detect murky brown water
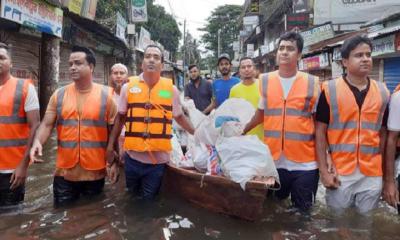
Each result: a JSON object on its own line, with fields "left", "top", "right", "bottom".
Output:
{"left": 1, "top": 135, "right": 400, "bottom": 239}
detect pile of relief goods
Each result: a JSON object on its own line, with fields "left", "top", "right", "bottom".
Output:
{"left": 171, "top": 98, "right": 279, "bottom": 190}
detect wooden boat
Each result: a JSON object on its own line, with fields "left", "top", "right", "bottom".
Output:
{"left": 162, "top": 164, "right": 273, "bottom": 221}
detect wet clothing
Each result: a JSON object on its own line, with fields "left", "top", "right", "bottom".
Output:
{"left": 53, "top": 176, "right": 104, "bottom": 207}
{"left": 325, "top": 167, "right": 382, "bottom": 214}
{"left": 184, "top": 78, "right": 212, "bottom": 112}
{"left": 212, "top": 77, "right": 240, "bottom": 107}
{"left": 124, "top": 153, "right": 166, "bottom": 200}
{"left": 273, "top": 169, "right": 319, "bottom": 211}
{"left": 387, "top": 90, "right": 400, "bottom": 178}
{"left": 0, "top": 173, "right": 25, "bottom": 206}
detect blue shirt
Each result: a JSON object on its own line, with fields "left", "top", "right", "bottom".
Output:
{"left": 213, "top": 77, "right": 240, "bottom": 107}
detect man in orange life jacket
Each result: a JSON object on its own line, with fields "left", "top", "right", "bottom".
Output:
{"left": 316, "top": 35, "right": 389, "bottom": 214}
{"left": 30, "top": 46, "right": 119, "bottom": 207}
{"left": 0, "top": 42, "right": 40, "bottom": 206}
{"left": 243, "top": 32, "right": 320, "bottom": 211}
{"left": 106, "top": 45, "right": 194, "bottom": 200}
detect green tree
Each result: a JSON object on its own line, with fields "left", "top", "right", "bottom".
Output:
{"left": 96, "top": 0, "right": 181, "bottom": 57}
{"left": 200, "top": 4, "right": 241, "bottom": 65}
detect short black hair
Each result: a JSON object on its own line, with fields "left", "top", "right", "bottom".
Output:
{"left": 341, "top": 35, "right": 372, "bottom": 59}
{"left": 188, "top": 64, "right": 198, "bottom": 71}
{"left": 72, "top": 45, "right": 96, "bottom": 67}
{"left": 0, "top": 42, "right": 11, "bottom": 58}
{"left": 239, "top": 57, "right": 253, "bottom": 66}
{"left": 144, "top": 44, "right": 164, "bottom": 63}
{"left": 278, "top": 31, "right": 304, "bottom": 53}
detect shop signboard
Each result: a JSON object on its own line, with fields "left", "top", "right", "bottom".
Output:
{"left": 137, "top": 26, "right": 152, "bottom": 50}
{"left": 300, "top": 23, "right": 334, "bottom": 47}
{"left": 131, "top": 0, "right": 147, "bottom": 22}
{"left": 299, "top": 53, "right": 329, "bottom": 71}
{"left": 116, "top": 12, "right": 127, "bottom": 42}
{"left": 1, "top": 0, "right": 63, "bottom": 37}
{"left": 286, "top": 12, "right": 309, "bottom": 31}
{"left": 246, "top": 44, "right": 254, "bottom": 57}
{"left": 372, "top": 34, "right": 395, "bottom": 57}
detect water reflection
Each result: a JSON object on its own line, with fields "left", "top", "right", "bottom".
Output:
{"left": 0, "top": 136, "right": 400, "bottom": 239}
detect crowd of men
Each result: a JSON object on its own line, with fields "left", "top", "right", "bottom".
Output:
{"left": 1, "top": 31, "right": 400, "bottom": 217}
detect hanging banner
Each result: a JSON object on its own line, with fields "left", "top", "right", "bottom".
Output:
{"left": 137, "top": 26, "right": 152, "bottom": 50}
{"left": 1, "top": 0, "right": 63, "bottom": 37}
{"left": 131, "top": 0, "right": 148, "bottom": 23}
{"left": 116, "top": 12, "right": 127, "bottom": 42}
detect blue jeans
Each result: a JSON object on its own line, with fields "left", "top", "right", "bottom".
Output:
{"left": 273, "top": 169, "right": 319, "bottom": 211}
{"left": 124, "top": 153, "right": 166, "bottom": 200}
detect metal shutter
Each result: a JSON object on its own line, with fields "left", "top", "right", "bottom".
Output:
{"left": 384, "top": 57, "right": 400, "bottom": 93}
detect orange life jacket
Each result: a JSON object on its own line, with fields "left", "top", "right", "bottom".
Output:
{"left": 124, "top": 76, "right": 173, "bottom": 153}
{"left": 0, "top": 77, "right": 31, "bottom": 170}
{"left": 55, "top": 83, "right": 113, "bottom": 170}
{"left": 260, "top": 71, "right": 319, "bottom": 162}
{"left": 324, "top": 77, "right": 389, "bottom": 176}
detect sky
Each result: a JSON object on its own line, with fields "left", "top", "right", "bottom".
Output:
{"left": 154, "top": 0, "right": 244, "bottom": 43}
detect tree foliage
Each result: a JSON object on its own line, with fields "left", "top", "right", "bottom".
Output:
{"left": 200, "top": 5, "right": 242, "bottom": 63}
{"left": 96, "top": 0, "right": 181, "bottom": 57}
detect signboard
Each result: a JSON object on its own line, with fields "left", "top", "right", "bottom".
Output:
{"left": 314, "top": 0, "right": 400, "bottom": 25}
{"left": 137, "top": 27, "right": 152, "bottom": 50}
{"left": 246, "top": 44, "right": 254, "bottom": 57}
{"left": 233, "top": 41, "right": 240, "bottom": 52}
{"left": 332, "top": 47, "right": 342, "bottom": 61}
{"left": 67, "top": 0, "right": 83, "bottom": 15}
{"left": 249, "top": 0, "right": 259, "bottom": 13}
{"left": 293, "top": 0, "right": 308, "bottom": 13}
{"left": 299, "top": 53, "right": 329, "bottom": 71}
{"left": 395, "top": 32, "right": 400, "bottom": 51}
{"left": 243, "top": 15, "right": 259, "bottom": 26}
{"left": 372, "top": 34, "right": 395, "bottom": 57}
{"left": 286, "top": 13, "right": 309, "bottom": 31}
{"left": 116, "top": 12, "right": 127, "bottom": 42}
{"left": 131, "top": 0, "right": 148, "bottom": 23}
{"left": 300, "top": 23, "right": 334, "bottom": 47}
{"left": 1, "top": 0, "right": 63, "bottom": 37}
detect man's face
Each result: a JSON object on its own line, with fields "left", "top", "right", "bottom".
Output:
{"left": 110, "top": 66, "right": 127, "bottom": 87}
{"left": 276, "top": 40, "right": 301, "bottom": 67}
{"left": 142, "top": 47, "right": 163, "bottom": 73}
{"left": 69, "top": 52, "right": 93, "bottom": 81}
{"left": 0, "top": 48, "right": 11, "bottom": 76}
{"left": 239, "top": 59, "right": 254, "bottom": 80}
{"left": 189, "top": 66, "right": 199, "bottom": 80}
{"left": 218, "top": 59, "right": 231, "bottom": 76}
{"left": 342, "top": 43, "right": 372, "bottom": 77}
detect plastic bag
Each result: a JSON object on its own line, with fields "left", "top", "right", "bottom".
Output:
{"left": 182, "top": 99, "right": 206, "bottom": 128}
{"left": 206, "top": 145, "right": 223, "bottom": 176}
{"left": 216, "top": 135, "right": 279, "bottom": 190}
{"left": 171, "top": 134, "right": 193, "bottom": 168}
{"left": 192, "top": 142, "right": 209, "bottom": 172}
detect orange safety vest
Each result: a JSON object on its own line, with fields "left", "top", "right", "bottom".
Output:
{"left": 124, "top": 76, "right": 173, "bottom": 153}
{"left": 324, "top": 77, "right": 389, "bottom": 176}
{"left": 261, "top": 71, "right": 319, "bottom": 162}
{"left": 0, "top": 77, "right": 30, "bottom": 170}
{"left": 55, "top": 83, "right": 113, "bottom": 170}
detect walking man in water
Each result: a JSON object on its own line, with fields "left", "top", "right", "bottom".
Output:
{"left": 184, "top": 64, "right": 213, "bottom": 114}
{"left": 30, "top": 46, "right": 119, "bottom": 207}
{"left": 229, "top": 57, "right": 263, "bottom": 140}
{"left": 0, "top": 42, "right": 40, "bottom": 206}
{"left": 203, "top": 53, "right": 240, "bottom": 113}
{"left": 106, "top": 45, "right": 194, "bottom": 200}
{"left": 244, "top": 32, "right": 320, "bottom": 212}
{"left": 315, "top": 35, "right": 389, "bottom": 214}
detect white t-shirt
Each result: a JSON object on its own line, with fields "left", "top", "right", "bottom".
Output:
{"left": 387, "top": 91, "right": 400, "bottom": 177}
{"left": 258, "top": 74, "right": 318, "bottom": 171}
{"left": 0, "top": 83, "right": 39, "bottom": 173}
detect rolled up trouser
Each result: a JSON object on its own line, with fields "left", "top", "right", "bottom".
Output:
{"left": 325, "top": 167, "right": 382, "bottom": 215}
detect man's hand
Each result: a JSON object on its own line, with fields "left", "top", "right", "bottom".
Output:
{"left": 107, "top": 163, "right": 119, "bottom": 184}
{"left": 10, "top": 162, "right": 28, "bottom": 189}
{"left": 320, "top": 171, "right": 341, "bottom": 189}
{"left": 29, "top": 139, "right": 44, "bottom": 163}
{"left": 383, "top": 179, "right": 399, "bottom": 208}
{"left": 106, "top": 148, "right": 116, "bottom": 166}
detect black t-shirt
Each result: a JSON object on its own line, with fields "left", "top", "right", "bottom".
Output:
{"left": 184, "top": 78, "right": 213, "bottom": 112}
{"left": 316, "top": 76, "right": 388, "bottom": 126}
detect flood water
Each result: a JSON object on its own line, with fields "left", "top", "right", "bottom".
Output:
{"left": 1, "top": 135, "right": 400, "bottom": 240}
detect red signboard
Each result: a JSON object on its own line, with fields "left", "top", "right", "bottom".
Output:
{"left": 286, "top": 13, "right": 309, "bottom": 31}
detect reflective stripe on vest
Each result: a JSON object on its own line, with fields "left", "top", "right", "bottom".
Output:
{"left": 0, "top": 79, "right": 27, "bottom": 125}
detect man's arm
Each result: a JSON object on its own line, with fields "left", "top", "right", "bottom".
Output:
{"left": 174, "top": 114, "right": 194, "bottom": 135}
{"left": 383, "top": 130, "right": 400, "bottom": 208}
{"left": 243, "top": 109, "right": 263, "bottom": 134}
{"left": 106, "top": 113, "right": 126, "bottom": 165}
{"left": 29, "top": 112, "right": 56, "bottom": 162}
{"left": 202, "top": 98, "right": 215, "bottom": 115}
{"left": 10, "top": 109, "right": 40, "bottom": 189}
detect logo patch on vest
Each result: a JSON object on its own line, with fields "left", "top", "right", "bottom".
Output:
{"left": 129, "top": 86, "right": 142, "bottom": 94}
{"left": 158, "top": 90, "right": 172, "bottom": 98}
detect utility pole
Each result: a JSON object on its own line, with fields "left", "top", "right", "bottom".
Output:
{"left": 127, "top": 0, "right": 137, "bottom": 75}
{"left": 183, "top": 19, "right": 186, "bottom": 84}
{"left": 217, "top": 29, "right": 221, "bottom": 57}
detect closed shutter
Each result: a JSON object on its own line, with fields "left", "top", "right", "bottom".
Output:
{"left": 7, "top": 33, "right": 40, "bottom": 87}
{"left": 384, "top": 57, "right": 400, "bottom": 93}
{"left": 369, "top": 59, "right": 380, "bottom": 82}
